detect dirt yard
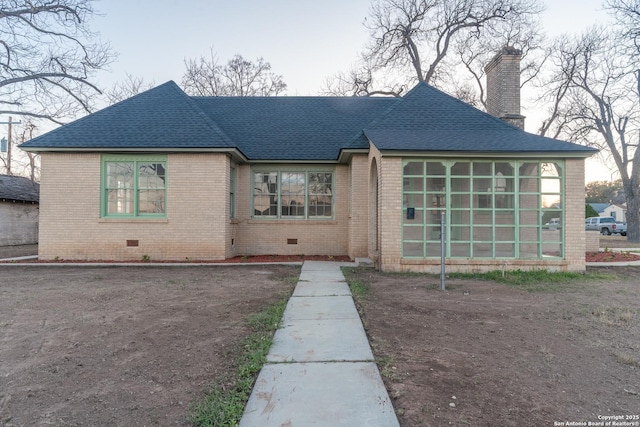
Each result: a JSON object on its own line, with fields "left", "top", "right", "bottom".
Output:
{"left": 0, "top": 265, "right": 299, "bottom": 426}
{"left": 348, "top": 266, "right": 640, "bottom": 427}
{"left": 2, "top": 244, "right": 640, "bottom": 427}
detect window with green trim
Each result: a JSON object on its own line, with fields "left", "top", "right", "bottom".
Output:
{"left": 102, "top": 156, "right": 167, "bottom": 217}
{"left": 402, "top": 159, "right": 564, "bottom": 260}
{"left": 253, "top": 169, "right": 333, "bottom": 219}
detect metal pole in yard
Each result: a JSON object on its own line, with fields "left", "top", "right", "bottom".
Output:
{"left": 440, "top": 210, "right": 446, "bottom": 291}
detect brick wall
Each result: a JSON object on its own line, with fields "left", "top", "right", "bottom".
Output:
{"left": 38, "top": 153, "right": 229, "bottom": 261}
{"left": 564, "top": 159, "right": 587, "bottom": 270}
{"left": 374, "top": 149, "right": 404, "bottom": 270}
{"left": 348, "top": 154, "right": 369, "bottom": 258}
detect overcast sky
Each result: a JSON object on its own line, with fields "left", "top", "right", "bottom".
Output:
{"left": 94, "top": 0, "right": 607, "bottom": 95}
{"left": 92, "top": 0, "right": 612, "bottom": 179}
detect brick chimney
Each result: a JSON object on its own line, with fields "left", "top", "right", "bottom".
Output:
{"left": 484, "top": 46, "right": 525, "bottom": 129}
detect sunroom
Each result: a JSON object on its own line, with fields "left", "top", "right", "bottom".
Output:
{"left": 402, "top": 159, "right": 564, "bottom": 261}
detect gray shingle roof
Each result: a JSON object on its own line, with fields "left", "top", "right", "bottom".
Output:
{"left": 364, "top": 83, "right": 594, "bottom": 153}
{"left": 192, "top": 96, "right": 396, "bottom": 160}
{"left": 20, "top": 81, "right": 233, "bottom": 150}
{"left": 20, "top": 80, "right": 597, "bottom": 160}
{"left": 0, "top": 174, "right": 39, "bottom": 203}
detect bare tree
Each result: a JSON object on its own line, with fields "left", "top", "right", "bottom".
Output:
{"left": 324, "top": 0, "right": 544, "bottom": 97}
{"left": 105, "top": 74, "right": 155, "bottom": 105}
{"left": 540, "top": 26, "right": 640, "bottom": 240}
{"left": 606, "top": 0, "right": 640, "bottom": 55}
{"left": 0, "top": 0, "right": 114, "bottom": 124}
{"left": 181, "top": 50, "right": 287, "bottom": 97}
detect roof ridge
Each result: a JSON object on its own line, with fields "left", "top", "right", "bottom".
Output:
{"left": 167, "top": 83, "right": 235, "bottom": 146}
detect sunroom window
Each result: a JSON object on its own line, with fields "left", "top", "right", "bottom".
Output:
{"left": 402, "top": 160, "right": 563, "bottom": 259}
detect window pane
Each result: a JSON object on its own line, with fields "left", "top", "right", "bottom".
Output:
{"left": 473, "top": 227, "right": 492, "bottom": 241}
{"left": 426, "top": 162, "right": 446, "bottom": 175}
{"left": 451, "top": 243, "right": 471, "bottom": 257}
{"left": 309, "top": 172, "right": 332, "bottom": 217}
{"left": 404, "top": 161, "right": 423, "bottom": 175}
{"left": 404, "top": 242, "right": 424, "bottom": 257}
{"left": 450, "top": 225, "right": 470, "bottom": 241}
{"left": 541, "top": 162, "right": 561, "bottom": 177}
{"left": 254, "top": 172, "right": 278, "bottom": 217}
{"left": 473, "top": 177, "right": 491, "bottom": 192}
{"left": 137, "top": 163, "right": 166, "bottom": 214}
{"left": 139, "top": 189, "right": 165, "bottom": 213}
{"left": 473, "top": 242, "right": 492, "bottom": 257}
{"left": 138, "top": 163, "right": 165, "bottom": 188}
{"left": 403, "top": 193, "right": 424, "bottom": 209}
{"left": 495, "top": 162, "right": 514, "bottom": 176}
{"left": 451, "top": 162, "right": 470, "bottom": 175}
{"left": 403, "top": 177, "right": 423, "bottom": 192}
{"left": 451, "top": 194, "right": 470, "bottom": 208}
{"left": 496, "top": 243, "right": 515, "bottom": 257}
{"left": 520, "top": 242, "right": 539, "bottom": 258}
{"left": 519, "top": 194, "right": 538, "bottom": 209}
{"left": 495, "top": 227, "right": 515, "bottom": 241}
{"left": 519, "top": 178, "right": 539, "bottom": 193}
{"left": 542, "top": 178, "right": 561, "bottom": 194}
{"left": 281, "top": 172, "right": 305, "bottom": 216}
{"left": 451, "top": 177, "right": 470, "bottom": 192}
{"left": 106, "top": 162, "right": 133, "bottom": 214}
{"left": 403, "top": 225, "right": 424, "bottom": 240}
{"left": 473, "top": 162, "right": 492, "bottom": 175}
{"left": 519, "top": 226, "right": 539, "bottom": 241}
{"left": 107, "top": 189, "right": 133, "bottom": 214}
{"left": 520, "top": 162, "right": 538, "bottom": 176}
{"left": 543, "top": 242, "right": 562, "bottom": 257}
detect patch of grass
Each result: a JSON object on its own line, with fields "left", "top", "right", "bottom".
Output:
{"left": 448, "top": 270, "right": 613, "bottom": 292}
{"left": 377, "top": 354, "right": 399, "bottom": 382}
{"left": 342, "top": 267, "right": 370, "bottom": 300}
{"left": 189, "top": 296, "right": 290, "bottom": 427}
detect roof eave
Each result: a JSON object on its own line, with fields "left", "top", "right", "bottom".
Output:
{"left": 377, "top": 149, "right": 598, "bottom": 159}
{"left": 21, "top": 146, "right": 250, "bottom": 163}
{"left": 337, "top": 148, "right": 370, "bottom": 164}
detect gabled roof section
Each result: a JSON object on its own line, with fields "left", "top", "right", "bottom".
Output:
{"left": 364, "top": 82, "right": 597, "bottom": 155}
{"left": 0, "top": 174, "right": 39, "bottom": 203}
{"left": 192, "top": 96, "right": 396, "bottom": 160}
{"left": 20, "top": 81, "right": 234, "bottom": 151}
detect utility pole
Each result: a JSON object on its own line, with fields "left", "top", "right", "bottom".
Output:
{"left": 1, "top": 117, "right": 22, "bottom": 175}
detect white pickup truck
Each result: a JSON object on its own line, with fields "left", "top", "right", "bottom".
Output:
{"left": 585, "top": 216, "right": 627, "bottom": 236}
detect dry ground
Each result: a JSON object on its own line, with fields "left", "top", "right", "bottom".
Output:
{"left": 0, "top": 265, "right": 299, "bottom": 426}
{"left": 2, "top": 242, "right": 640, "bottom": 427}
{"left": 348, "top": 266, "right": 640, "bottom": 427}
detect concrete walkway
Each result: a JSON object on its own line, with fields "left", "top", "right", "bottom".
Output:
{"left": 239, "top": 261, "right": 399, "bottom": 427}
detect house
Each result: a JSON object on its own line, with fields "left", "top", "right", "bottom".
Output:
{"left": 0, "top": 174, "right": 39, "bottom": 246}
{"left": 20, "top": 48, "right": 596, "bottom": 272}
{"left": 602, "top": 203, "right": 626, "bottom": 222}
